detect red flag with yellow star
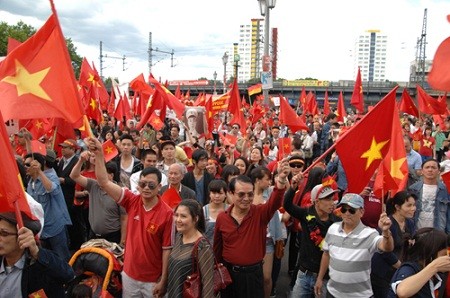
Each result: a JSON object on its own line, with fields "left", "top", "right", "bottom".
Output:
{"left": 334, "top": 86, "right": 398, "bottom": 193}
{"left": 373, "top": 103, "right": 408, "bottom": 197}
{"left": 399, "top": 87, "right": 419, "bottom": 117}
{"left": 278, "top": 94, "right": 308, "bottom": 133}
{"left": 0, "top": 14, "right": 84, "bottom": 124}
{"left": 149, "top": 74, "right": 185, "bottom": 118}
{"left": 417, "top": 84, "right": 447, "bottom": 115}
{"left": 28, "top": 288, "right": 48, "bottom": 298}
{"left": 84, "top": 87, "right": 103, "bottom": 124}
{"left": 278, "top": 137, "right": 292, "bottom": 159}
{"left": 78, "top": 58, "right": 109, "bottom": 110}
{"left": 161, "top": 187, "right": 182, "bottom": 209}
{"left": 227, "top": 78, "right": 246, "bottom": 135}
{"left": 350, "top": 67, "right": 364, "bottom": 113}
{"left": 323, "top": 90, "right": 331, "bottom": 116}
{"left": 102, "top": 139, "right": 118, "bottom": 163}
{"left": 19, "top": 118, "right": 53, "bottom": 140}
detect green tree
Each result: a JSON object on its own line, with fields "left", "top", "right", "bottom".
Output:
{"left": 0, "top": 20, "right": 83, "bottom": 78}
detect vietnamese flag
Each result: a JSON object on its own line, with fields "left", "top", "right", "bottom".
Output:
{"left": 334, "top": 86, "right": 398, "bottom": 193}
{"left": 149, "top": 74, "right": 185, "bottom": 118}
{"left": 399, "top": 88, "right": 419, "bottom": 117}
{"left": 373, "top": 103, "right": 408, "bottom": 197}
{"left": 428, "top": 36, "right": 450, "bottom": 92}
{"left": 7, "top": 37, "right": 22, "bottom": 54}
{"left": 350, "top": 67, "right": 364, "bottom": 113}
{"left": 0, "top": 110, "right": 35, "bottom": 220}
{"left": 220, "top": 134, "right": 237, "bottom": 147}
{"left": 278, "top": 137, "right": 292, "bottom": 159}
{"left": 102, "top": 139, "right": 118, "bottom": 163}
{"left": 19, "top": 118, "right": 53, "bottom": 140}
{"left": 417, "top": 84, "right": 447, "bottom": 115}
{"left": 298, "top": 86, "right": 307, "bottom": 111}
{"left": 227, "top": 78, "right": 246, "bottom": 135}
{"left": 336, "top": 91, "right": 346, "bottom": 122}
{"left": 30, "top": 140, "right": 47, "bottom": 155}
{"left": 0, "top": 14, "right": 84, "bottom": 124}
{"left": 28, "top": 288, "right": 48, "bottom": 298}
{"left": 161, "top": 187, "right": 182, "bottom": 209}
{"left": 278, "top": 94, "right": 308, "bottom": 133}
{"left": 148, "top": 113, "right": 165, "bottom": 131}
{"left": 441, "top": 171, "right": 450, "bottom": 193}
{"left": 323, "top": 90, "right": 331, "bottom": 116}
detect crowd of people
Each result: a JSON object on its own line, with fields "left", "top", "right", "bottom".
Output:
{"left": 3, "top": 105, "right": 450, "bottom": 298}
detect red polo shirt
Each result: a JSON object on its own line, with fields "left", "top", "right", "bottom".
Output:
{"left": 119, "top": 189, "right": 174, "bottom": 282}
{"left": 213, "top": 187, "right": 285, "bottom": 266}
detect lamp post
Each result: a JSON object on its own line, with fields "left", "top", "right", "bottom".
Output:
{"left": 222, "top": 52, "right": 228, "bottom": 94}
{"left": 213, "top": 71, "right": 217, "bottom": 95}
{"left": 258, "top": 0, "right": 277, "bottom": 105}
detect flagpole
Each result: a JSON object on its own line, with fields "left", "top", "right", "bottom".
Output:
{"left": 302, "top": 140, "right": 339, "bottom": 175}
{"left": 13, "top": 199, "right": 24, "bottom": 229}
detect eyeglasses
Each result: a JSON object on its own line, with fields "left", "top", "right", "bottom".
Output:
{"left": 235, "top": 191, "right": 255, "bottom": 199}
{"left": 290, "top": 163, "right": 304, "bottom": 169}
{"left": 0, "top": 230, "right": 18, "bottom": 237}
{"left": 24, "top": 163, "right": 31, "bottom": 168}
{"left": 232, "top": 126, "right": 239, "bottom": 129}
{"left": 340, "top": 206, "right": 357, "bottom": 214}
{"left": 138, "top": 181, "right": 158, "bottom": 190}
{"left": 264, "top": 142, "right": 271, "bottom": 144}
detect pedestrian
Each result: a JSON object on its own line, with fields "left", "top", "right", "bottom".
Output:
{"left": 86, "top": 137, "right": 173, "bottom": 297}
{"left": 214, "top": 158, "right": 290, "bottom": 298}
{"left": 314, "top": 193, "right": 394, "bottom": 298}
{"left": 167, "top": 200, "right": 214, "bottom": 297}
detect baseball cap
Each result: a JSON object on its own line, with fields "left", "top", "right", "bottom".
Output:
{"left": 337, "top": 193, "right": 364, "bottom": 209}
{"left": 310, "top": 184, "right": 339, "bottom": 202}
{"left": 59, "top": 139, "right": 77, "bottom": 148}
{"left": 0, "top": 211, "right": 42, "bottom": 236}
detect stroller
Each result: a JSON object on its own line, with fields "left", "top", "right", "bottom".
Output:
{"left": 66, "top": 240, "right": 124, "bottom": 297}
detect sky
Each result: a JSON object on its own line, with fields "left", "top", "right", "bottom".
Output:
{"left": 1, "top": 0, "right": 449, "bottom": 86}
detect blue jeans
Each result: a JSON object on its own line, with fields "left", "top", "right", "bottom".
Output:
{"left": 40, "top": 227, "right": 71, "bottom": 262}
{"left": 291, "top": 270, "right": 327, "bottom": 298}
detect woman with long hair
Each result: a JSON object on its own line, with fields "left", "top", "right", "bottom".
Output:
{"left": 388, "top": 228, "right": 450, "bottom": 297}
{"left": 371, "top": 191, "right": 417, "bottom": 298}
{"left": 246, "top": 146, "right": 267, "bottom": 176}
{"left": 234, "top": 156, "right": 249, "bottom": 176}
{"left": 167, "top": 200, "right": 214, "bottom": 297}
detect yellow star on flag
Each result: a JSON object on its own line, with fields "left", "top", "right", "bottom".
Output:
{"left": 89, "top": 98, "right": 97, "bottom": 110}
{"left": 360, "top": 137, "right": 389, "bottom": 170}
{"left": 87, "top": 73, "right": 100, "bottom": 87}
{"left": 153, "top": 118, "right": 161, "bottom": 124}
{"left": 1, "top": 60, "right": 51, "bottom": 101}
{"left": 284, "top": 143, "right": 289, "bottom": 149}
{"left": 390, "top": 157, "right": 406, "bottom": 180}
{"left": 105, "top": 146, "right": 113, "bottom": 154}
{"left": 35, "top": 120, "right": 43, "bottom": 130}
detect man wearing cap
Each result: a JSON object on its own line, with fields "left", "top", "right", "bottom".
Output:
{"left": 314, "top": 193, "right": 394, "bottom": 298}
{"left": 284, "top": 179, "right": 341, "bottom": 297}
{"left": 57, "top": 138, "right": 83, "bottom": 250}
{"left": 0, "top": 212, "right": 75, "bottom": 297}
{"left": 24, "top": 153, "right": 72, "bottom": 262}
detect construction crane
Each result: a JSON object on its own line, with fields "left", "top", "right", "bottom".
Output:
{"left": 415, "top": 8, "right": 427, "bottom": 87}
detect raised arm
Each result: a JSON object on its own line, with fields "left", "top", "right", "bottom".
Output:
{"left": 69, "top": 151, "right": 90, "bottom": 189}
{"left": 86, "top": 137, "right": 123, "bottom": 201}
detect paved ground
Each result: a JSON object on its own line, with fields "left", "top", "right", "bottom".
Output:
{"left": 273, "top": 239, "right": 293, "bottom": 298}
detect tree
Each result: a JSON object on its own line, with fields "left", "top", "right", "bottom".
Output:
{"left": 0, "top": 20, "right": 83, "bottom": 78}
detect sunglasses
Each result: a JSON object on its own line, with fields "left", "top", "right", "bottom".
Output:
{"left": 290, "top": 163, "right": 304, "bottom": 169}
{"left": 24, "top": 163, "right": 31, "bottom": 167}
{"left": 0, "top": 229, "right": 18, "bottom": 237}
{"left": 340, "top": 206, "right": 357, "bottom": 214}
{"left": 235, "top": 191, "right": 255, "bottom": 199}
{"left": 232, "top": 126, "right": 239, "bottom": 129}
{"left": 138, "top": 181, "right": 158, "bottom": 190}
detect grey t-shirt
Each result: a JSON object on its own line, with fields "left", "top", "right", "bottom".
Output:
{"left": 86, "top": 179, "right": 126, "bottom": 235}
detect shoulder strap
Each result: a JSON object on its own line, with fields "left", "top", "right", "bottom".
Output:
{"left": 191, "top": 236, "right": 204, "bottom": 274}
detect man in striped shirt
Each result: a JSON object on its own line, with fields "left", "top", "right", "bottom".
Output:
{"left": 314, "top": 193, "right": 394, "bottom": 298}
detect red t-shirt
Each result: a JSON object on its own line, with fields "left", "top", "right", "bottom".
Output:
{"left": 213, "top": 187, "right": 285, "bottom": 266}
{"left": 419, "top": 136, "right": 435, "bottom": 157}
{"left": 119, "top": 189, "right": 174, "bottom": 282}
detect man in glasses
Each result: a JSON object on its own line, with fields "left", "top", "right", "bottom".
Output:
{"left": 314, "top": 193, "right": 394, "bottom": 298}
{"left": 86, "top": 137, "right": 173, "bottom": 298}
{"left": 0, "top": 212, "right": 75, "bottom": 297}
{"left": 214, "top": 159, "right": 291, "bottom": 298}
{"left": 284, "top": 182, "right": 341, "bottom": 297}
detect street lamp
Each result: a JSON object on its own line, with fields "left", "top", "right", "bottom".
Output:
{"left": 258, "top": 0, "right": 277, "bottom": 105}
{"left": 222, "top": 52, "right": 229, "bottom": 94}
{"left": 213, "top": 71, "right": 217, "bottom": 95}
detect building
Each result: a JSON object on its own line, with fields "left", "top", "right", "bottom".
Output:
{"left": 229, "top": 19, "right": 278, "bottom": 84}
{"left": 353, "top": 30, "right": 388, "bottom": 82}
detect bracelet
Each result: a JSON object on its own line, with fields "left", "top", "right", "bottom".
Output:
{"left": 382, "top": 231, "right": 392, "bottom": 239}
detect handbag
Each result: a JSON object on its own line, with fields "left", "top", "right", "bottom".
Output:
{"left": 183, "top": 237, "right": 232, "bottom": 298}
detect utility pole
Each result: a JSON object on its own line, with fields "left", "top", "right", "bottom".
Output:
{"left": 99, "top": 40, "right": 127, "bottom": 78}
{"left": 147, "top": 32, "right": 175, "bottom": 75}
{"left": 415, "top": 8, "right": 428, "bottom": 87}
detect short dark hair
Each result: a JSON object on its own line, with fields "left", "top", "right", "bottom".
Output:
{"left": 141, "top": 149, "right": 157, "bottom": 160}
{"left": 221, "top": 165, "right": 240, "bottom": 183}
{"left": 386, "top": 191, "right": 417, "bottom": 216}
{"left": 229, "top": 175, "right": 253, "bottom": 193}
{"left": 24, "top": 153, "right": 45, "bottom": 171}
{"left": 105, "top": 161, "right": 118, "bottom": 175}
{"left": 119, "top": 133, "right": 134, "bottom": 143}
{"left": 421, "top": 158, "right": 439, "bottom": 169}
{"left": 175, "top": 199, "right": 206, "bottom": 233}
{"left": 402, "top": 228, "right": 449, "bottom": 266}
{"left": 140, "top": 167, "right": 162, "bottom": 183}
{"left": 192, "top": 149, "right": 208, "bottom": 163}
{"left": 208, "top": 179, "right": 228, "bottom": 193}
{"left": 250, "top": 166, "right": 271, "bottom": 184}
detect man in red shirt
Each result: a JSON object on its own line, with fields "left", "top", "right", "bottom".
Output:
{"left": 86, "top": 137, "right": 173, "bottom": 298}
{"left": 214, "top": 159, "right": 290, "bottom": 297}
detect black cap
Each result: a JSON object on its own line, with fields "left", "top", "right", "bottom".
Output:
{"left": 0, "top": 212, "right": 41, "bottom": 235}
{"left": 159, "top": 135, "right": 176, "bottom": 150}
